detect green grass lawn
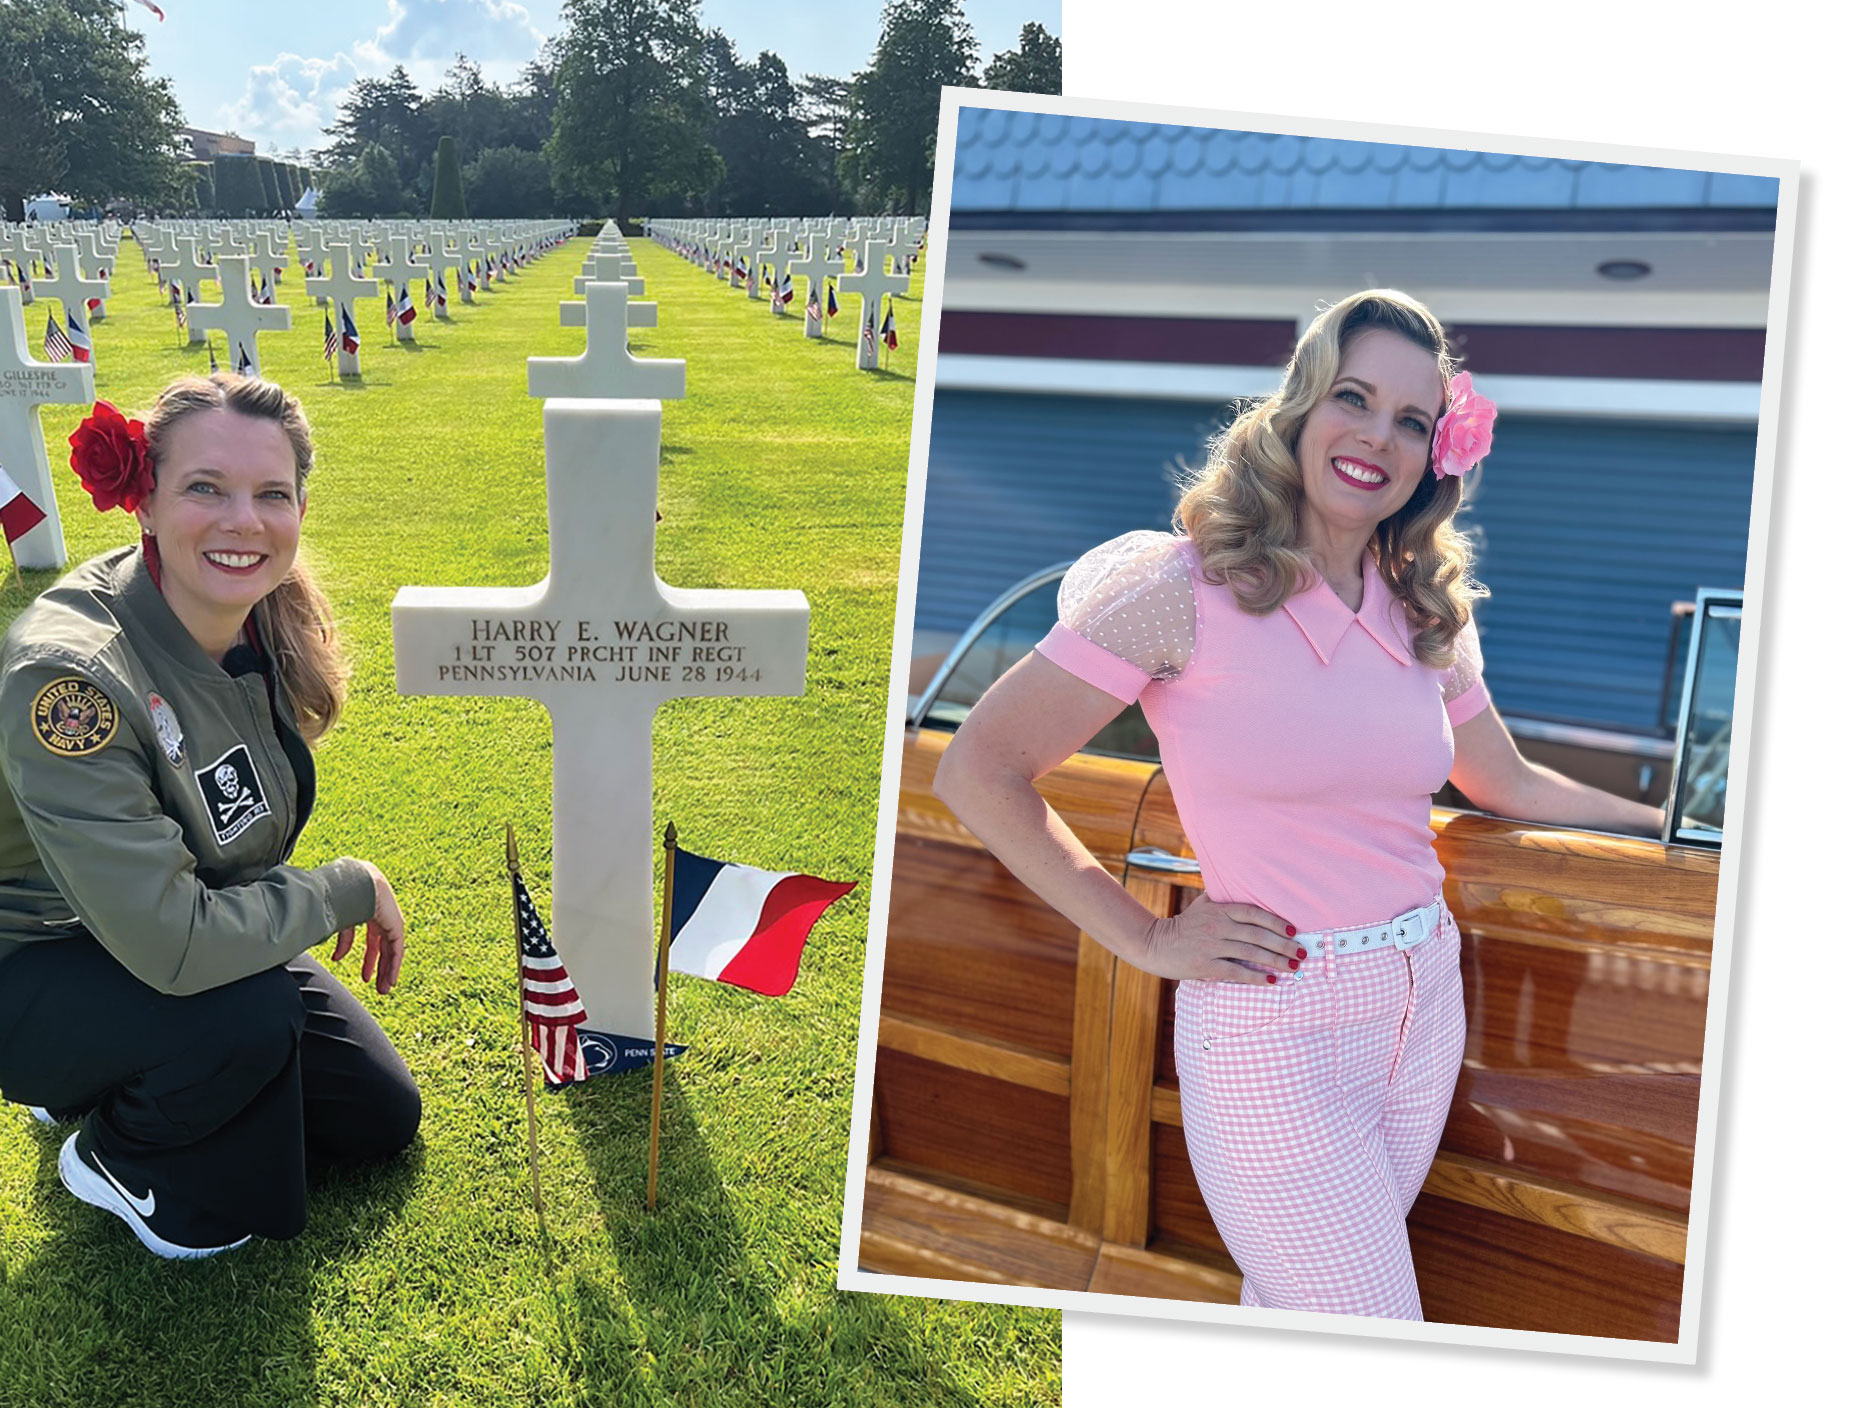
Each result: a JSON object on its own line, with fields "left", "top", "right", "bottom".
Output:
{"left": 0, "top": 235, "right": 1059, "bottom": 1408}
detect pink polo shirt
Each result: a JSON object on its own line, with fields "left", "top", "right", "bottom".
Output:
{"left": 1035, "top": 532, "right": 1491, "bottom": 933}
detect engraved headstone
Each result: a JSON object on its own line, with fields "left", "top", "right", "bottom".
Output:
{"left": 392, "top": 399, "right": 808, "bottom": 1040}
{"left": 0, "top": 286, "right": 95, "bottom": 569}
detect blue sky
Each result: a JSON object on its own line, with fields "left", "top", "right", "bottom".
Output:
{"left": 125, "top": 0, "right": 1061, "bottom": 156}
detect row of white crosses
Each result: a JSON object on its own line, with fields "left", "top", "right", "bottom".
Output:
{"left": 128, "top": 219, "right": 573, "bottom": 379}
{"left": 1, "top": 224, "right": 118, "bottom": 372}
{"left": 0, "top": 217, "right": 573, "bottom": 574}
{"left": 395, "top": 222, "right": 808, "bottom": 1045}
{"left": 646, "top": 216, "right": 922, "bottom": 370}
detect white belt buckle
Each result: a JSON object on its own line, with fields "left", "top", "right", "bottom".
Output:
{"left": 1392, "top": 904, "right": 1430, "bottom": 951}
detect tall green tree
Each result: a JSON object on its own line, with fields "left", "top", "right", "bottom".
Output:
{"left": 318, "top": 143, "right": 410, "bottom": 218}
{"left": 0, "top": 0, "right": 189, "bottom": 219}
{"left": 701, "top": 36, "right": 834, "bottom": 216}
{"left": 546, "top": 0, "right": 718, "bottom": 221}
{"left": 431, "top": 134, "right": 468, "bottom": 217}
{"left": 212, "top": 155, "right": 264, "bottom": 215}
{"left": 842, "top": 0, "right": 977, "bottom": 213}
{"left": 255, "top": 156, "right": 283, "bottom": 212}
{"left": 465, "top": 145, "right": 556, "bottom": 217}
{"left": 982, "top": 22, "right": 1061, "bottom": 95}
{"left": 323, "top": 67, "right": 431, "bottom": 189}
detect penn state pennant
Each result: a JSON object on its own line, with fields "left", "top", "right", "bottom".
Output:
{"left": 31, "top": 677, "right": 119, "bottom": 757}
{"left": 547, "top": 1029, "right": 688, "bottom": 1087}
{"left": 194, "top": 744, "right": 271, "bottom": 844}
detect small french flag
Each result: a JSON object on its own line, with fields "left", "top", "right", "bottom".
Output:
{"left": 666, "top": 849, "right": 855, "bottom": 997}
{"left": 0, "top": 466, "right": 47, "bottom": 546}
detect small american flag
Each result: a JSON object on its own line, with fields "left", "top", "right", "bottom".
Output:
{"left": 171, "top": 282, "right": 186, "bottom": 328}
{"left": 323, "top": 311, "right": 338, "bottom": 362}
{"left": 42, "top": 312, "right": 72, "bottom": 361}
{"left": 860, "top": 309, "right": 876, "bottom": 357}
{"left": 516, "top": 872, "right": 588, "bottom": 1085}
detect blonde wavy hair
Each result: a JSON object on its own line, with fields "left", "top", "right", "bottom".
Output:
{"left": 143, "top": 374, "right": 350, "bottom": 743}
{"left": 1175, "top": 289, "right": 1485, "bottom": 668}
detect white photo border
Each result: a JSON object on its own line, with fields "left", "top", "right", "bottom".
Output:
{"left": 838, "top": 82, "right": 1800, "bottom": 1367}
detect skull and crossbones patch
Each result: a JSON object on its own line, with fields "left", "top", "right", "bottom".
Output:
{"left": 193, "top": 744, "right": 271, "bottom": 844}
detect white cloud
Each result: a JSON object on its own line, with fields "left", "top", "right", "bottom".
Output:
{"left": 220, "top": 53, "right": 363, "bottom": 153}
{"left": 356, "top": 0, "right": 548, "bottom": 69}
{"left": 220, "top": 0, "right": 549, "bottom": 152}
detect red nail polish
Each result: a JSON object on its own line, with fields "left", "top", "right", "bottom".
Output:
{"left": 1296, "top": 948, "right": 1307, "bottom": 960}
{"left": 1285, "top": 924, "right": 1297, "bottom": 937}
{"left": 1289, "top": 958, "right": 1299, "bottom": 970}
{"left": 1267, "top": 974, "right": 1277, "bottom": 984}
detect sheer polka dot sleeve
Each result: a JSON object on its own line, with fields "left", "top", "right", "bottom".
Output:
{"left": 1442, "top": 613, "right": 1492, "bottom": 727}
{"left": 1034, "top": 532, "right": 1198, "bottom": 705}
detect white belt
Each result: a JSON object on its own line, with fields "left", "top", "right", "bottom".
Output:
{"left": 1302, "top": 899, "right": 1443, "bottom": 964}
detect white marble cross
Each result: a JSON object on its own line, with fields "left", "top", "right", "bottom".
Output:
{"left": 185, "top": 253, "right": 291, "bottom": 377}
{"left": 561, "top": 294, "right": 656, "bottom": 330}
{"left": 172, "top": 237, "right": 218, "bottom": 347}
{"left": 787, "top": 237, "right": 842, "bottom": 341}
{"left": 423, "top": 242, "right": 463, "bottom": 322}
{"left": 530, "top": 282, "right": 684, "bottom": 401}
{"left": 574, "top": 251, "right": 644, "bottom": 298}
{"left": 0, "top": 287, "right": 94, "bottom": 569}
{"left": 760, "top": 242, "right": 800, "bottom": 318}
{"left": 34, "top": 244, "right": 108, "bottom": 345}
{"left": 303, "top": 244, "right": 380, "bottom": 378}
{"left": 722, "top": 230, "right": 755, "bottom": 290}
{"left": 371, "top": 236, "right": 428, "bottom": 342}
{"left": 838, "top": 256, "right": 910, "bottom": 371}
{"left": 69, "top": 231, "right": 114, "bottom": 321}
{"left": 391, "top": 398, "right": 809, "bottom": 1040}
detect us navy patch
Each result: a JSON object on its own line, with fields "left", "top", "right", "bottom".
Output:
{"left": 31, "top": 678, "right": 119, "bottom": 756}
{"left": 194, "top": 744, "right": 271, "bottom": 844}
{"left": 147, "top": 692, "right": 185, "bottom": 766}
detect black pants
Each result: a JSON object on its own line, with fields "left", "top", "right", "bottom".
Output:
{"left": 0, "top": 937, "right": 420, "bottom": 1244}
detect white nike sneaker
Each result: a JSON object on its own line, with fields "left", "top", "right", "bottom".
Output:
{"left": 57, "top": 1133, "right": 250, "bottom": 1261}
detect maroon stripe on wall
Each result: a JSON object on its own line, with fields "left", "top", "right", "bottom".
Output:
{"left": 940, "top": 312, "right": 1766, "bottom": 382}
{"left": 1443, "top": 324, "right": 1766, "bottom": 382}
{"left": 938, "top": 312, "right": 1299, "bottom": 366}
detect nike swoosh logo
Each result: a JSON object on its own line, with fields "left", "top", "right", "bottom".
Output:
{"left": 92, "top": 1153, "right": 156, "bottom": 1218}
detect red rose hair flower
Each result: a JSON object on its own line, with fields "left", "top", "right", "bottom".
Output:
{"left": 68, "top": 400, "right": 154, "bottom": 514}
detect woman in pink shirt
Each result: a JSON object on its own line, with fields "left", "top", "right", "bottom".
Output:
{"left": 933, "top": 289, "right": 1664, "bottom": 1320}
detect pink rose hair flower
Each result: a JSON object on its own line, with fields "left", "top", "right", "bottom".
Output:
{"left": 1432, "top": 372, "right": 1496, "bottom": 479}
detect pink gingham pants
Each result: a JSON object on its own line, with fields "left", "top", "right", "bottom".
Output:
{"left": 1172, "top": 905, "right": 1466, "bottom": 1320}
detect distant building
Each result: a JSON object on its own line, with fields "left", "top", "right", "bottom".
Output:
{"left": 180, "top": 127, "right": 256, "bottom": 161}
{"left": 916, "top": 109, "right": 1780, "bottom": 745}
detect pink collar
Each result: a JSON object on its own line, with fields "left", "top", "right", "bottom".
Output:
{"left": 1281, "top": 554, "right": 1415, "bottom": 667}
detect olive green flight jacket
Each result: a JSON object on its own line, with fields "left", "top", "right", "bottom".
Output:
{"left": 0, "top": 548, "right": 376, "bottom": 994}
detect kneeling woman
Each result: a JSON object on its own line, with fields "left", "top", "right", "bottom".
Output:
{"left": 933, "top": 290, "right": 1663, "bottom": 1320}
{"left": 0, "top": 374, "right": 419, "bottom": 1259}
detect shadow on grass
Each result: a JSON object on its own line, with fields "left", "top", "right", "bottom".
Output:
{"left": 0, "top": 1127, "right": 422, "bottom": 1408}
{"left": 560, "top": 1074, "right": 983, "bottom": 1408}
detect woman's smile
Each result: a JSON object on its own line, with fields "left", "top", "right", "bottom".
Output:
{"left": 1330, "top": 455, "right": 1390, "bottom": 489}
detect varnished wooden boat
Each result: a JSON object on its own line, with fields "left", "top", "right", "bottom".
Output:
{"left": 860, "top": 727, "right": 1714, "bottom": 1342}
